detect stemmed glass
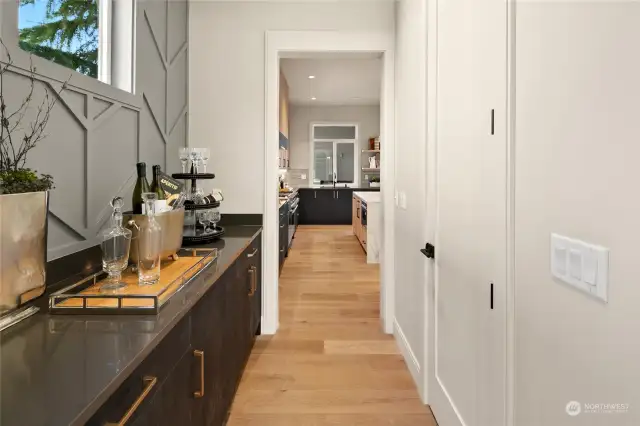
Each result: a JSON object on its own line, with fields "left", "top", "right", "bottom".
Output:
{"left": 201, "top": 148, "right": 210, "bottom": 173}
{"left": 194, "top": 149, "right": 204, "bottom": 173}
{"left": 189, "top": 148, "right": 199, "bottom": 173}
{"left": 179, "top": 147, "right": 189, "bottom": 173}
{"left": 210, "top": 208, "right": 220, "bottom": 230}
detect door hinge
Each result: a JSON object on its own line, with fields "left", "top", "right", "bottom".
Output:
{"left": 421, "top": 243, "right": 435, "bottom": 259}
{"left": 490, "top": 283, "right": 494, "bottom": 310}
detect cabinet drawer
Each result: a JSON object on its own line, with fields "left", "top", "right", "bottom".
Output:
{"left": 86, "top": 315, "right": 191, "bottom": 426}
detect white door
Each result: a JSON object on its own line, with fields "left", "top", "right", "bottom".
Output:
{"left": 428, "top": 0, "right": 508, "bottom": 424}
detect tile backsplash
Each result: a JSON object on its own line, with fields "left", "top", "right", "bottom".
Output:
{"left": 282, "top": 169, "right": 309, "bottom": 187}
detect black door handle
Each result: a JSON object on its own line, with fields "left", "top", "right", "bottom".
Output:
{"left": 421, "top": 243, "right": 435, "bottom": 259}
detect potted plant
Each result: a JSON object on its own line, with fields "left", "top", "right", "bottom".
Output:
{"left": 0, "top": 39, "right": 67, "bottom": 318}
{"left": 369, "top": 176, "right": 381, "bottom": 188}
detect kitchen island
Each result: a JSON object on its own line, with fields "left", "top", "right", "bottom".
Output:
{"left": 298, "top": 187, "right": 380, "bottom": 225}
{"left": 0, "top": 225, "right": 262, "bottom": 426}
{"left": 353, "top": 191, "right": 381, "bottom": 263}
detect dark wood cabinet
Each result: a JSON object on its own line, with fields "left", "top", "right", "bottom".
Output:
{"left": 298, "top": 188, "right": 355, "bottom": 225}
{"left": 244, "top": 233, "right": 262, "bottom": 336}
{"left": 88, "top": 232, "right": 262, "bottom": 426}
{"left": 143, "top": 349, "right": 195, "bottom": 426}
{"left": 86, "top": 314, "right": 192, "bottom": 426}
{"left": 334, "top": 189, "right": 353, "bottom": 224}
{"left": 279, "top": 203, "right": 288, "bottom": 272}
{"left": 190, "top": 265, "right": 228, "bottom": 426}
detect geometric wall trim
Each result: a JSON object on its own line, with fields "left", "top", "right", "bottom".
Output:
{"left": 1, "top": 0, "right": 189, "bottom": 260}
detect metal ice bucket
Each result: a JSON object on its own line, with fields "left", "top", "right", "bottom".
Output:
{"left": 124, "top": 207, "right": 185, "bottom": 262}
{"left": 0, "top": 191, "right": 48, "bottom": 315}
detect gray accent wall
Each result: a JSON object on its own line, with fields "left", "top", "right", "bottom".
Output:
{"left": 0, "top": 0, "right": 189, "bottom": 260}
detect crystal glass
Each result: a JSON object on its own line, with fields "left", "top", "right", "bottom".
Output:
{"left": 197, "top": 210, "right": 209, "bottom": 231}
{"left": 99, "top": 197, "right": 132, "bottom": 291}
{"left": 201, "top": 148, "right": 210, "bottom": 173}
{"left": 179, "top": 147, "right": 190, "bottom": 173}
{"left": 210, "top": 208, "right": 221, "bottom": 229}
{"left": 191, "top": 187, "right": 205, "bottom": 204}
{"left": 137, "top": 193, "right": 162, "bottom": 285}
{"left": 194, "top": 149, "right": 204, "bottom": 173}
{"left": 189, "top": 148, "right": 199, "bottom": 173}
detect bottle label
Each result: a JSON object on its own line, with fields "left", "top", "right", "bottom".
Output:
{"left": 155, "top": 200, "right": 168, "bottom": 213}
{"left": 140, "top": 200, "right": 167, "bottom": 215}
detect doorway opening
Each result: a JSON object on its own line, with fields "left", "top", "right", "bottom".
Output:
{"left": 262, "top": 31, "right": 395, "bottom": 335}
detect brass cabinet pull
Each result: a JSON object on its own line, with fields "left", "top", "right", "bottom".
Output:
{"left": 252, "top": 266, "right": 257, "bottom": 294}
{"left": 105, "top": 376, "right": 157, "bottom": 426}
{"left": 194, "top": 350, "right": 204, "bottom": 398}
{"left": 247, "top": 248, "right": 258, "bottom": 258}
{"left": 248, "top": 267, "right": 256, "bottom": 296}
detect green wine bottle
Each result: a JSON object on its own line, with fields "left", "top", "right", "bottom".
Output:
{"left": 151, "top": 165, "right": 167, "bottom": 198}
{"left": 132, "top": 162, "right": 151, "bottom": 214}
{"left": 151, "top": 165, "right": 168, "bottom": 212}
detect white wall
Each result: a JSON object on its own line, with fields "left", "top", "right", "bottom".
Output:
{"left": 514, "top": 2, "right": 640, "bottom": 425}
{"left": 393, "top": 0, "right": 427, "bottom": 394}
{"left": 189, "top": 1, "right": 395, "bottom": 213}
{"left": 289, "top": 105, "right": 380, "bottom": 184}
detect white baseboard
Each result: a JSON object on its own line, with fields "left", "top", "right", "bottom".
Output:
{"left": 394, "top": 318, "right": 423, "bottom": 395}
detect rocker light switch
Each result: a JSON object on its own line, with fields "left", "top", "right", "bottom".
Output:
{"left": 569, "top": 249, "right": 583, "bottom": 280}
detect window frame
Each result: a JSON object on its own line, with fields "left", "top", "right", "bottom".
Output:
{"left": 3, "top": 0, "right": 139, "bottom": 107}
{"left": 309, "top": 122, "right": 359, "bottom": 187}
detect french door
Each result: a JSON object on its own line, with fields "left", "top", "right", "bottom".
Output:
{"left": 428, "top": 0, "right": 508, "bottom": 424}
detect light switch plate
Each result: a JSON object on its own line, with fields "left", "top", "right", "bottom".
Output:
{"left": 399, "top": 192, "right": 407, "bottom": 209}
{"left": 551, "top": 233, "right": 609, "bottom": 302}
{"left": 301, "top": 174, "right": 306, "bottom": 180}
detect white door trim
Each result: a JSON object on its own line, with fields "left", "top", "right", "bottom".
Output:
{"left": 263, "top": 30, "right": 396, "bottom": 335}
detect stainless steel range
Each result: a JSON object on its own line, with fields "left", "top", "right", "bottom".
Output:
{"left": 288, "top": 191, "right": 299, "bottom": 249}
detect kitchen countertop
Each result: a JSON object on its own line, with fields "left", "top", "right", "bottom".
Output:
{"left": 354, "top": 191, "right": 381, "bottom": 203}
{"left": 296, "top": 186, "right": 380, "bottom": 190}
{"left": 0, "top": 225, "right": 262, "bottom": 426}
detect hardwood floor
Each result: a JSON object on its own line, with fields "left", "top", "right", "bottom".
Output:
{"left": 228, "top": 225, "right": 437, "bottom": 426}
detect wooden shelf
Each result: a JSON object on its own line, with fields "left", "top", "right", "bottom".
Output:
{"left": 362, "top": 168, "right": 380, "bottom": 172}
{"left": 361, "top": 149, "right": 381, "bottom": 153}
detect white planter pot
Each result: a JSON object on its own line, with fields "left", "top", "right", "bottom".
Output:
{"left": 369, "top": 182, "right": 380, "bottom": 188}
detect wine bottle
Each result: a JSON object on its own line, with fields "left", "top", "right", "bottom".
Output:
{"left": 151, "top": 165, "right": 168, "bottom": 213}
{"left": 151, "top": 166, "right": 167, "bottom": 198}
{"left": 132, "top": 162, "right": 151, "bottom": 214}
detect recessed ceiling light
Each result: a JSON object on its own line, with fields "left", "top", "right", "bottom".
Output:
{"left": 311, "top": 97, "right": 316, "bottom": 100}
{"left": 308, "top": 75, "right": 315, "bottom": 79}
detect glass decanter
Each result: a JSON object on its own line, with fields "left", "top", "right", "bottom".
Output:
{"left": 137, "top": 193, "right": 163, "bottom": 285}
{"left": 99, "top": 197, "right": 132, "bottom": 291}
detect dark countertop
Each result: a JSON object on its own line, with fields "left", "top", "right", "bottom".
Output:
{"left": 0, "top": 225, "right": 262, "bottom": 426}
{"left": 296, "top": 186, "right": 380, "bottom": 190}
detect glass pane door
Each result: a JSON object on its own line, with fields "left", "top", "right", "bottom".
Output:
{"left": 313, "top": 142, "right": 334, "bottom": 184}
{"left": 336, "top": 142, "right": 355, "bottom": 184}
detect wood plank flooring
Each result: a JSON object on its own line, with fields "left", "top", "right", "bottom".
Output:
{"left": 228, "top": 225, "right": 437, "bottom": 426}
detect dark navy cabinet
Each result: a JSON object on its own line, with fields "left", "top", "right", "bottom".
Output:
{"left": 298, "top": 188, "right": 378, "bottom": 225}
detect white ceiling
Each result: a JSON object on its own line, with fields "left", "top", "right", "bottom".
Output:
{"left": 281, "top": 56, "right": 382, "bottom": 106}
